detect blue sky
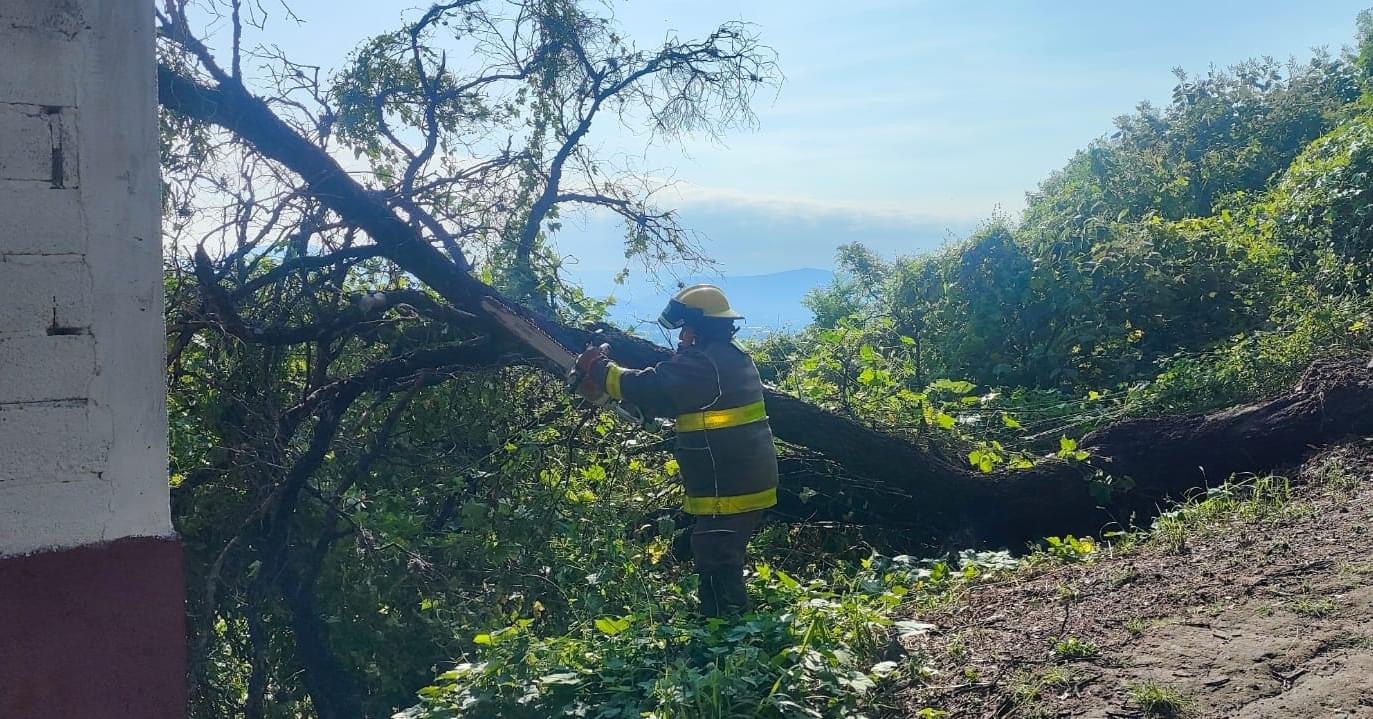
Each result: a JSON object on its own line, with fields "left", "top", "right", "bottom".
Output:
{"left": 224, "top": 1, "right": 1371, "bottom": 281}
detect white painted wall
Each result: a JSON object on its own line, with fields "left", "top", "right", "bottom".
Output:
{"left": 0, "top": 0, "right": 171, "bottom": 555}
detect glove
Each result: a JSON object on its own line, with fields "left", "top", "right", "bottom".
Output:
{"left": 570, "top": 343, "right": 610, "bottom": 403}
{"left": 675, "top": 326, "right": 698, "bottom": 354}
{"left": 576, "top": 343, "right": 608, "bottom": 376}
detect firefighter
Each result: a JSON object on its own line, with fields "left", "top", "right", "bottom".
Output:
{"left": 573, "top": 284, "right": 779, "bottom": 617}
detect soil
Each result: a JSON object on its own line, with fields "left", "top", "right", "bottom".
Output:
{"left": 894, "top": 442, "right": 1373, "bottom": 719}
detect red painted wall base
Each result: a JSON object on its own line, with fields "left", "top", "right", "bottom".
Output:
{"left": 0, "top": 536, "right": 186, "bottom": 718}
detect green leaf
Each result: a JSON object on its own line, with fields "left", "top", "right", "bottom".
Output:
{"left": 1001, "top": 413, "right": 1022, "bottom": 429}
{"left": 538, "top": 672, "right": 581, "bottom": 686}
{"left": 594, "top": 616, "right": 632, "bottom": 636}
{"left": 968, "top": 453, "right": 994, "bottom": 472}
{"left": 929, "top": 379, "right": 975, "bottom": 395}
{"left": 1057, "top": 437, "right": 1090, "bottom": 462}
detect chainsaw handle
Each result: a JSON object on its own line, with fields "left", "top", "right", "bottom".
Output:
{"left": 566, "top": 342, "right": 610, "bottom": 391}
{"left": 608, "top": 401, "right": 645, "bottom": 427}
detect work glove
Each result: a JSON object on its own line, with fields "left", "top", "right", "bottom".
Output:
{"left": 571, "top": 343, "right": 611, "bottom": 403}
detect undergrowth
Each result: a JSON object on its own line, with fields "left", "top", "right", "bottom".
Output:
{"left": 398, "top": 461, "right": 1329, "bottom": 718}
{"left": 396, "top": 552, "right": 1016, "bottom": 718}
{"left": 1149, "top": 474, "right": 1295, "bottom": 554}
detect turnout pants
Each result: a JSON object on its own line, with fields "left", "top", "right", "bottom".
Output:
{"left": 685, "top": 509, "right": 765, "bottom": 618}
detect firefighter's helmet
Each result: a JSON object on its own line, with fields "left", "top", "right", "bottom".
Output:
{"left": 658, "top": 284, "right": 743, "bottom": 329}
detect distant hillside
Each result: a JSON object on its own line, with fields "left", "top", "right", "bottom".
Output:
{"left": 599, "top": 268, "right": 832, "bottom": 341}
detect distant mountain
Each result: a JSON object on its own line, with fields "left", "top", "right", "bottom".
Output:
{"left": 598, "top": 268, "right": 833, "bottom": 341}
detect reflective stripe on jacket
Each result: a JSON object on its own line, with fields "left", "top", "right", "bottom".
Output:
{"left": 597, "top": 340, "right": 779, "bottom": 515}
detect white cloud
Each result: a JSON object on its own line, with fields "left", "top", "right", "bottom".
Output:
{"left": 664, "top": 182, "right": 975, "bottom": 225}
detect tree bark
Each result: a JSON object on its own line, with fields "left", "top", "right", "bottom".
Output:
{"left": 158, "top": 67, "right": 1373, "bottom": 551}
{"left": 980, "top": 358, "right": 1373, "bottom": 545}
{"left": 768, "top": 358, "right": 1373, "bottom": 550}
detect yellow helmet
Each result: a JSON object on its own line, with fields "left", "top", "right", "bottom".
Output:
{"left": 658, "top": 284, "right": 743, "bottom": 329}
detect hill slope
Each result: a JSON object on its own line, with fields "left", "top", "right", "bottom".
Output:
{"left": 895, "top": 443, "right": 1373, "bottom": 718}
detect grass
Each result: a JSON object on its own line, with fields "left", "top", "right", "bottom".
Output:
{"left": 1286, "top": 596, "right": 1339, "bottom": 618}
{"left": 1125, "top": 617, "right": 1147, "bottom": 637}
{"left": 1038, "top": 666, "right": 1082, "bottom": 688}
{"left": 1149, "top": 474, "right": 1295, "bottom": 554}
{"left": 1052, "top": 636, "right": 1099, "bottom": 660}
{"left": 1009, "top": 666, "right": 1087, "bottom": 718}
{"left": 944, "top": 633, "right": 969, "bottom": 663}
{"left": 1339, "top": 634, "right": 1373, "bottom": 650}
{"left": 1339, "top": 560, "right": 1373, "bottom": 577}
{"left": 1128, "top": 681, "right": 1193, "bottom": 718}
{"left": 1310, "top": 456, "right": 1363, "bottom": 495}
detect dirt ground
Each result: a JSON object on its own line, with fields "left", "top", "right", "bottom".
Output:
{"left": 894, "top": 442, "right": 1373, "bottom": 719}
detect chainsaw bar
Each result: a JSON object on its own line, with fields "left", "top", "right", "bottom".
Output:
{"left": 481, "top": 296, "right": 578, "bottom": 372}
{"left": 483, "top": 295, "right": 653, "bottom": 430}
{"left": 480, "top": 296, "right": 651, "bottom": 427}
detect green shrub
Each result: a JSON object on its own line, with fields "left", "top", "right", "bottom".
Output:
{"left": 396, "top": 553, "right": 1014, "bottom": 718}
{"left": 398, "top": 563, "right": 897, "bottom": 717}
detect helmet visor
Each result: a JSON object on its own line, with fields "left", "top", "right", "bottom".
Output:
{"left": 657, "top": 299, "right": 698, "bottom": 329}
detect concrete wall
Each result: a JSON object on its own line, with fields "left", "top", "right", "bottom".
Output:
{"left": 0, "top": 0, "right": 171, "bottom": 555}
{"left": 0, "top": 2, "right": 185, "bottom": 715}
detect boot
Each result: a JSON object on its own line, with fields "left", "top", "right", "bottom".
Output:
{"left": 698, "top": 567, "right": 750, "bottom": 618}
{"left": 671, "top": 527, "right": 694, "bottom": 564}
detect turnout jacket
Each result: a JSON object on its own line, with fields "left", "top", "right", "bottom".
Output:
{"left": 596, "top": 339, "right": 779, "bottom": 515}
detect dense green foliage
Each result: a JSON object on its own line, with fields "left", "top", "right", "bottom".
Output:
{"left": 165, "top": 7, "right": 1373, "bottom": 718}
{"left": 398, "top": 554, "right": 1016, "bottom": 718}
{"left": 794, "top": 30, "right": 1373, "bottom": 418}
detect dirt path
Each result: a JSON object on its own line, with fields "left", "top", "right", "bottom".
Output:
{"left": 895, "top": 443, "right": 1373, "bottom": 718}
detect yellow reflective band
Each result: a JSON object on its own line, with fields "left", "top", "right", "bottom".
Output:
{"left": 675, "top": 400, "right": 767, "bottom": 433}
{"left": 682, "top": 487, "right": 777, "bottom": 515}
{"left": 605, "top": 363, "right": 623, "bottom": 401}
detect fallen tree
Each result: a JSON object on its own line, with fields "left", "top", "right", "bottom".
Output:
{"left": 157, "top": 39, "right": 1372, "bottom": 554}
{"left": 617, "top": 329, "right": 1373, "bottom": 548}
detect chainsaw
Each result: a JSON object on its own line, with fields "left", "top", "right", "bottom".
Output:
{"left": 481, "top": 296, "right": 649, "bottom": 427}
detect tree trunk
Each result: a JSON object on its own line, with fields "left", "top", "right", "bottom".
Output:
{"left": 770, "top": 358, "right": 1373, "bottom": 549}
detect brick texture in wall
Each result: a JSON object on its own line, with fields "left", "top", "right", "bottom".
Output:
{"left": 0, "top": 0, "right": 170, "bottom": 556}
